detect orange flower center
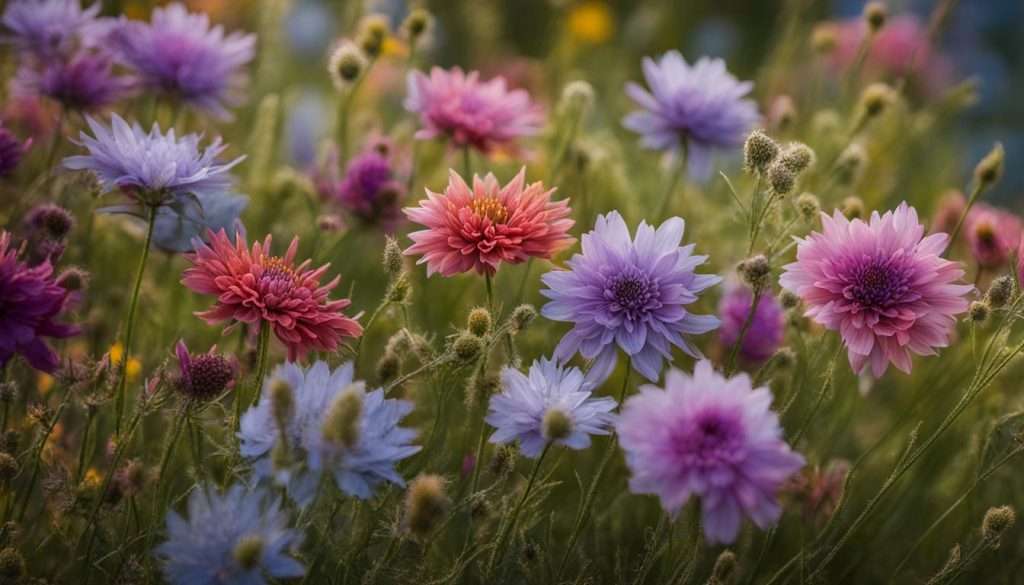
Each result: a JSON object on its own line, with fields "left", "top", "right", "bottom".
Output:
{"left": 468, "top": 195, "right": 508, "bottom": 223}
{"left": 261, "top": 256, "right": 298, "bottom": 284}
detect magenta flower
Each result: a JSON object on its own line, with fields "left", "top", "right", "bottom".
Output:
{"left": 617, "top": 361, "right": 804, "bottom": 544}
{"left": 780, "top": 203, "right": 972, "bottom": 377}
{"left": 0, "top": 124, "right": 31, "bottom": 178}
{"left": 404, "top": 67, "right": 543, "bottom": 154}
{"left": 718, "top": 284, "right": 784, "bottom": 363}
{"left": 0, "top": 231, "right": 80, "bottom": 372}
{"left": 314, "top": 146, "right": 404, "bottom": 232}
{"left": 14, "top": 51, "right": 135, "bottom": 112}
{"left": 964, "top": 204, "right": 1021, "bottom": 269}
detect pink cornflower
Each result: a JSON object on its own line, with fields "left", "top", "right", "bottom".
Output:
{"left": 964, "top": 204, "right": 1022, "bottom": 269}
{"left": 182, "top": 229, "right": 362, "bottom": 361}
{"left": 404, "top": 67, "right": 543, "bottom": 154}
{"left": 780, "top": 203, "right": 972, "bottom": 377}
{"left": 403, "top": 168, "right": 574, "bottom": 277}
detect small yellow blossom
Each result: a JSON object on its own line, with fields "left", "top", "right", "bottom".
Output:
{"left": 568, "top": 2, "right": 614, "bottom": 45}
{"left": 109, "top": 342, "right": 124, "bottom": 364}
{"left": 382, "top": 37, "right": 409, "bottom": 58}
{"left": 126, "top": 358, "right": 142, "bottom": 382}
{"left": 37, "top": 373, "right": 54, "bottom": 395}
{"left": 83, "top": 468, "right": 102, "bottom": 489}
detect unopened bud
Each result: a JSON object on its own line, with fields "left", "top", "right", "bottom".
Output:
{"left": 810, "top": 25, "right": 838, "bottom": 54}
{"left": 452, "top": 333, "right": 483, "bottom": 364}
{"left": 858, "top": 83, "right": 896, "bottom": 120}
{"left": 402, "top": 7, "right": 432, "bottom": 42}
{"left": 772, "top": 347, "right": 796, "bottom": 370}
{"left": 328, "top": 41, "right": 367, "bottom": 90}
{"left": 387, "top": 273, "right": 411, "bottom": 303}
{"left": 779, "top": 290, "right": 800, "bottom": 309}
{"left": 767, "top": 162, "right": 795, "bottom": 195}
{"left": 356, "top": 15, "right": 389, "bottom": 58}
{"left": 233, "top": 535, "right": 264, "bottom": 570}
{"left": 489, "top": 444, "right": 517, "bottom": 478}
{"left": 376, "top": 352, "right": 401, "bottom": 383}
{"left": 510, "top": 304, "right": 537, "bottom": 332}
{"left": 383, "top": 236, "right": 405, "bottom": 276}
{"left": 541, "top": 408, "right": 573, "bottom": 442}
{"left": 835, "top": 143, "right": 866, "bottom": 186}
{"left": 56, "top": 267, "right": 89, "bottom": 292}
{"left": 738, "top": 255, "right": 771, "bottom": 290}
{"left": 778, "top": 143, "right": 815, "bottom": 174}
{"left": 768, "top": 95, "right": 797, "bottom": 132}
{"left": 467, "top": 307, "right": 492, "bottom": 337}
{"left": 982, "top": 505, "right": 1015, "bottom": 546}
{"left": 986, "top": 275, "right": 1014, "bottom": 308}
{"left": 560, "top": 80, "right": 595, "bottom": 116}
{"left": 322, "top": 384, "right": 364, "bottom": 448}
{"left": 796, "top": 193, "right": 820, "bottom": 221}
{"left": 404, "top": 474, "right": 448, "bottom": 538}
{"left": 969, "top": 301, "right": 990, "bottom": 323}
{"left": 863, "top": 2, "right": 887, "bottom": 33}
{"left": 317, "top": 214, "right": 344, "bottom": 232}
{"left": 842, "top": 196, "right": 865, "bottom": 220}
{"left": 974, "top": 143, "right": 1004, "bottom": 189}
{"left": 708, "top": 550, "right": 738, "bottom": 585}
{"left": 744, "top": 130, "right": 780, "bottom": 174}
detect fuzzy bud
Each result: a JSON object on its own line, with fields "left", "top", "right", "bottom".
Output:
{"left": 386, "top": 273, "right": 411, "bottom": 303}
{"left": 402, "top": 7, "right": 432, "bottom": 42}
{"left": 0, "top": 454, "right": 16, "bottom": 482}
{"left": 969, "top": 301, "right": 990, "bottom": 323}
{"left": 233, "top": 535, "right": 265, "bottom": 570}
{"left": 383, "top": 236, "right": 405, "bottom": 276}
{"left": 810, "top": 25, "right": 838, "bottom": 54}
{"left": 974, "top": 143, "right": 1005, "bottom": 190}
{"left": 376, "top": 352, "right": 401, "bottom": 383}
{"left": 858, "top": 83, "right": 896, "bottom": 120}
{"left": 56, "top": 267, "right": 89, "bottom": 292}
{"left": 560, "top": 80, "right": 595, "bottom": 116}
{"left": 452, "top": 333, "right": 483, "bottom": 364}
{"left": 744, "top": 130, "right": 780, "bottom": 174}
{"left": 0, "top": 548, "right": 24, "bottom": 579}
{"left": 796, "top": 193, "right": 821, "bottom": 221}
{"left": 317, "top": 214, "right": 344, "bottom": 232}
{"left": 835, "top": 143, "right": 867, "bottom": 186}
{"left": 27, "top": 203, "right": 75, "bottom": 240}
{"left": 322, "top": 384, "right": 364, "bottom": 448}
{"left": 404, "top": 474, "right": 449, "bottom": 538}
{"left": 328, "top": 41, "right": 367, "bottom": 90}
{"left": 767, "top": 162, "right": 795, "bottom": 195}
{"left": 738, "top": 255, "right": 771, "bottom": 290}
{"left": 842, "top": 196, "right": 865, "bottom": 220}
{"left": 510, "top": 304, "right": 537, "bottom": 332}
{"left": 489, "top": 445, "right": 517, "bottom": 478}
{"left": 772, "top": 347, "right": 796, "bottom": 370}
{"left": 708, "top": 550, "right": 738, "bottom": 585}
{"left": 779, "top": 290, "right": 801, "bottom": 309}
{"left": 986, "top": 276, "right": 1014, "bottom": 308}
{"left": 863, "top": 2, "right": 887, "bottom": 33}
{"left": 356, "top": 14, "right": 389, "bottom": 58}
{"left": 541, "top": 408, "right": 573, "bottom": 442}
{"left": 778, "top": 143, "right": 815, "bottom": 174}
{"left": 467, "top": 307, "right": 493, "bottom": 337}
{"left": 982, "top": 505, "right": 1016, "bottom": 546}
{"left": 269, "top": 379, "right": 294, "bottom": 430}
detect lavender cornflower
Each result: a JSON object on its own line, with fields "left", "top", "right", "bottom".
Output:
{"left": 718, "top": 284, "right": 785, "bottom": 363}
{"left": 108, "top": 2, "right": 256, "bottom": 119}
{"left": 240, "top": 361, "right": 420, "bottom": 506}
{"left": 486, "top": 357, "right": 616, "bottom": 458}
{"left": 63, "top": 114, "right": 244, "bottom": 210}
{"left": 1, "top": 0, "right": 101, "bottom": 59}
{"left": 14, "top": 52, "right": 135, "bottom": 112}
{"left": 623, "top": 51, "right": 760, "bottom": 181}
{"left": 540, "top": 211, "right": 721, "bottom": 383}
{"left": 0, "top": 126, "right": 31, "bottom": 178}
{"left": 618, "top": 361, "right": 805, "bottom": 544}
{"left": 155, "top": 483, "right": 304, "bottom": 585}
{"left": 152, "top": 190, "right": 248, "bottom": 253}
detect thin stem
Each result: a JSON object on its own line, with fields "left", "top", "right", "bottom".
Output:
{"left": 947, "top": 181, "right": 984, "bottom": 253}
{"left": 657, "top": 148, "right": 687, "bottom": 219}
{"left": 484, "top": 273, "right": 494, "bottom": 312}
{"left": 485, "top": 443, "right": 551, "bottom": 577}
{"left": 114, "top": 204, "right": 157, "bottom": 434}
{"left": 248, "top": 321, "right": 272, "bottom": 411}
{"left": 461, "top": 144, "right": 472, "bottom": 178}
{"left": 725, "top": 289, "right": 763, "bottom": 375}
{"left": 75, "top": 408, "right": 95, "bottom": 483}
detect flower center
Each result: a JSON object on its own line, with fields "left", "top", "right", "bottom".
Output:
{"left": 260, "top": 256, "right": 297, "bottom": 285}
{"left": 845, "top": 258, "right": 909, "bottom": 310}
{"left": 605, "top": 268, "right": 658, "bottom": 321}
{"left": 672, "top": 409, "right": 744, "bottom": 467}
{"left": 185, "top": 354, "right": 234, "bottom": 399}
{"left": 468, "top": 195, "right": 508, "bottom": 223}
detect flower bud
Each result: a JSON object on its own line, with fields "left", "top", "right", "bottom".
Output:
{"left": 489, "top": 444, "right": 517, "bottom": 478}
{"left": 835, "top": 143, "right": 866, "bottom": 186}
{"left": 767, "top": 162, "right": 795, "bottom": 195}
{"left": 768, "top": 95, "right": 797, "bottom": 132}
{"left": 383, "top": 236, "right": 405, "bottom": 276}
{"left": 56, "top": 267, "right": 89, "bottom": 292}
{"left": 402, "top": 7, "right": 432, "bottom": 42}
{"left": 982, "top": 505, "right": 1016, "bottom": 546}
{"left": 0, "top": 548, "right": 24, "bottom": 580}
{"left": 317, "top": 214, "right": 344, "bottom": 232}
{"left": 404, "top": 474, "right": 449, "bottom": 538}
{"left": 863, "top": 2, "right": 887, "bottom": 33}
{"left": 328, "top": 41, "right": 367, "bottom": 90}
{"left": 559, "top": 80, "right": 595, "bottom": 116}
{"left": 386, "top": 273, "right": 411, "bottom": 303}
{"left": 376, "top": 352, "right": 401, "bottom": 383}
{"left": 467, "top": 307, "right": 493, "bottom": 336}
{"left": 841, "top": 196, "right": 865, "bottom": 220}
{"left": 778, "top": 143, "right": 815, "bottom": 174}
{"left": 0, "top": 454, "right": 17, "bottom": 482}
{"left": 510, "top": 304, "right": 537, "bottom": 332}
{"left": 969, "top": 301, "right": 990, "bottom": 323}
{"left": 708, "top": 550, "right": 738, "bottom": 585}
{"left": 233, "top": 535, "right": 265, "bottom": 570}
{"left": 810, "top": 24, "right": 838, "bottom": 54}
{"left": 974, "top": 142, "right": 1004, "bottom": 190}
{"left": 858, "top": 83, "right": 896, "bottom": 120}
{"left": 986, "top": 275, "right": 1014, "bottom": 308}
{"left": 269, "top": 378, "right": 294, "bottom": 430}
{"left": 779, "top": 290, "right": 800, "bottom": 309}
{"left": 322, "top": 384, "right": 364, "bottom": 448}
{"left": 452, "top": 333, "right": 483, "bottom": 365}
{"left": 356, "top": 14, "right": 389, "bottom": 58}
{"left": 772, "top": 347, "right": 796, "bottom": 370}
{"left": 738, "top": 255, "right": 771, "bottom": 290}
{"left": 744, "top": 130, "right": 779, "bottom": 174}
{"left": 796, "top": 193, "right": 821, "bottom": 221}
{"left": 541, "top": 408, "right": 573, "bottom": 442}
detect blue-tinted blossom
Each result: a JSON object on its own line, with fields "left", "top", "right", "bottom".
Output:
{"left": 239, "top": 361, "right": 420, "bottom": 506}
{"left": 541, "top": 211, "right": 721, "bottom": 383}
{"left": 623, "top": 51, "right": 759, "bottom": 181}
{"left": 152, "top": 190, "right": 248, "bottom": 253}
{"left": 486, "top": 357, "right": 616, "bottom": 458}
{"left": 155, "top": 483, "right": 304, "bottom": 585}
{"left": 109, "top": 2, "right": 256, "bottom": 119}
{"left": 1, "top": 0, "right": 102, "bottom": 59}
{"left": 14, "top": 52, "right": 135, "bottom": 112}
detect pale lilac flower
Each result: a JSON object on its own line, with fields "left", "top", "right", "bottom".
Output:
{"left": 780, "top": 203, "right": 972, "bottom": 377}
{"left": 108, "top": 2, "right": 255, "bottom": 119}
{"left": 541, "top": 211, "right": 721, "bottom": 383}
{"left": 486, "top": 357, "right": 616, "bottom": 458}
{"left": 623, "top": 51, "right": 760, "bottom": 181}
{"left": 617, "top": 360, "right": 804, "bottom": 544}
{"left": 14, "top": 52, "right": 135, "bottom": 112}
{"left": 1, "top": 0, "right": 101, "bottom": 59}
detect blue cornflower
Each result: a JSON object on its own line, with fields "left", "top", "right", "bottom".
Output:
{"left": 155, "top": 483, "right": 304, "bottom": 585}
{"left": 108, "top": 2, "right": 255, "bottom": 120}
{"left": 240, "top": 361, "right": 420, "bottom": 506}
{"left": 540, "top": 211, "right": 721, "bottom": 383}
{"left": 152, "top": 190, "right": 248, "bottom": 253}
{"left": 63, "top": 114, "right": 244, "bottom": 217}
{"left": 486, "top": 357, "right": 617, "bottom": 458}
{"left": 1, "top": 0, "right": 102, "bottom": 59}
{"left": 623, "top": 51, "right": 759, "bottom": 181}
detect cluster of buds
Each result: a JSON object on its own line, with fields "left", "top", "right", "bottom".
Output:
{"left": 744, "top": 130, "right": 815, "bottom": 196}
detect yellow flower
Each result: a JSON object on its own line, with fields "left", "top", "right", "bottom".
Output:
{"left": 382, "top": 36, "right": 409, "bottom": 58}
{"left": 109, "top": 342, "right": 124, "bottom": 364}
{"left": 568, "top": 2, "right": 614, "bottom": 45}
{"left": 126, "top": 358, "right": 142, "bottom": 382}
{"left": 37, "top": 373, "right": 54, "bottom": 395}
{"left": 83, "top": 468, "right": 102, "bottom": 489}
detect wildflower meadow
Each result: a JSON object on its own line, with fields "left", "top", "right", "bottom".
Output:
{"left": 2, "top": 0, "right": 1024, "bottom": 583}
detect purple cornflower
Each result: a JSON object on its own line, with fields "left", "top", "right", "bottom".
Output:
{"left": 0, "top": 125, "right": 31, "bottom": 178}
{"left": 540, "top": 211, "right": 721, "bottom": 383}
{"left": 108, "top": 2, "right": 256, "bottom": 120}
{"left": 617, "top": 361, "right": 805, "bottom": 544}
{"left": 315, "top": 146, "right": 404, "bottom": 232}
{"left": 718, "top": 284, "right": 785, "bottom": 363}
{"left": 623, "top": 51, "right": 760, "bottom": 181}
{"left": 0, "top": 231, "right": 80, "bottom": 372}
{"left": 485, "top": 357, "right": 616, "bottom": 458}
{"left": 1, "top": 0, "right": 101, "bottom": 59}
{"left": 63, "top": 113, "right": 243, "bottom": 207}
{"left": 14, "top": 52, "right": 135, "bottom": 112}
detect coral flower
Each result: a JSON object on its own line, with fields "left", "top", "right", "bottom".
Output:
{"left": 618, "top": 361, "right": 804, "bottom": 544}
{"left": 963, "top": 204, "right": 1021, "bottom": 269}
{"left": 182, "top": 229, "right": 362, "bottom": 361}
{"left": 405, "top": 67, "right": 543, "bottom": 153}
{"left": 404, "top": 168, "right": 574, "bottom": 277}
{"left": 780, "top": 203, "right": 972, "bottom": 377}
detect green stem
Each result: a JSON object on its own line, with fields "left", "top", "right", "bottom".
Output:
{"left": 115, "top": 204, "right": 157, "bottom": 434}
{"left": 485, "top": 443, "right": 551, "bottom": 577}
{"left": 724, "top": 289, "right": 763, "bottom": 375}
{"left": 75, "top": 408, "right": 95, "bottom": 483}
{"left": 947, "top": 180, "right": 984, "bottom": 253}
{"left": 248, "top": 321, "right": 272, "bottom": 411}
{"left": 484, "top": 273, "right": 494, "bottom": 312}
{"left": 461, "top": 144, "right": 472, "bottom": 178}
{"left": 656, "top": 149, "right": 687, "bottom": 219}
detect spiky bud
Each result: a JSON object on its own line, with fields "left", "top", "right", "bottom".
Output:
{"left": 541, "top": 408, "right": 573, "bottom": 442}
{"left": 489, "top": 444, "right": 517, "bottom": 478}
{"left": 708, "top": 550, "right": 738, "bottom": 585}
{"left": 986, "top": 275, "right": 1014, "bottom": 308}
{"left": 744, "top": 130, "right": 780, "bottom": 174}
{"left": 386, "top": 273, "right": 411, "bottom": 303}
{"left": 56, "top": 267, "right": 89, "bottom": 292}
{"left": 233, "top": 535, "right": 265, "bottom": 570}
{"left": 842, "top": 196, "right": 865, "bottom": 220}
{"left": 382, "top": 236, "right": 405, "bottom": 276}
{"left": 772, "top": 347, "right": 796, "bottom": 370}
{"left": 402, "top": 7, "right": 432, "bottom": 42}
{"left": 270, "top": 378, "right": 294, "bottom": 431}
{"left": 969, "top": 301, "right": 990, "bottom": 323}
{"left": 27, "top": 203, "right": 75, "bottom": 240}
{"left": 356, "top": 14, "right": 389, "bottom": 58}
{"left": 404, "top": 474, "right": 449, "bottom": 538}
{"left": 974, "top": 143, "right": 1005, "bottom": 190}
{"left": 322, "top": 384, "right": 364, "bottom": 448}
{"left": 467, "top": 307, "right": 493, "bottom": 337}
{"left": 863, "top": 2, "right": 888, "bottom": 33}
{"left": 982, "top": 505, "right": 1016, "bottom": 546}
{"left": 452, "top": 333, "right": 484, "bottom": 364}
{"left": 510, "top": 304, "right": 537, "bottom": 332}
{"left": 779, "top": 290, "right": 800, "bottom": 309}
{"left": 328, "top": 41, "right": 367, "bottom": 90}
{"left": 376, "top": 352, "right": 401, "bottom": 383}
{"left": 738, "top": 255, "right": 771, "bottom": 290}
{"left": 767, "top": 162, "right": 795, "bottom": 195}
{"left": 796, "top": 193, "right": 821, "bottom": 221}
{"left": 778, "top": 143, "right": 815, "bottom": 174}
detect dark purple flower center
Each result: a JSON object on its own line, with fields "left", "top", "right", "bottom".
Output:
{"left": 671, "top": 408, "right": 745, "bottom": 468}
{"left": 844, "top": 257, "right": 910, "bottom": 310}
{"left": 605, "top": 268, "right": 660, "bottom": 321}
{"left": 181, "top": 354, "right": 233, "bottom": 400}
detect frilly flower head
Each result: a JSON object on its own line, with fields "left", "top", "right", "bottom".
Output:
{"left": 780, "top": 203, "right": 972, "bottom": 377}
{"left": 182, "top": 230, "right": 363, "bottom": 361}
{"left": 486, "top": 357, "right": 617, "bottom": 458}
{"left": 109, "top": 2, "right": 256, "bottom": 119}
{"left": 404, "top": 168, "right": 575, "bottom": 277}
{"left": 624, "top": 50, "right": 760, "bottom": 181}
{"left": 405, "top": 66, "right": 543, "bottom": 154}
{"left": 2, "top": 0, "right": 102, "bottom": 59}
{"left": 315, "top": 145, "right": 404, "bottom": 232}
{"left": 239, "top": 361, "right": 420, "bottom": 505}
{"left": 541, "top": 211, "right": 721, "bottom": 383}
{"left": 617, "top": 361, "right": 805, "bottom": 544}
{"left": 155, "top": 483, "right": 304, "bottom": 585}
{"left": 14, "top": 51, "right": 135, "bottom": 112}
